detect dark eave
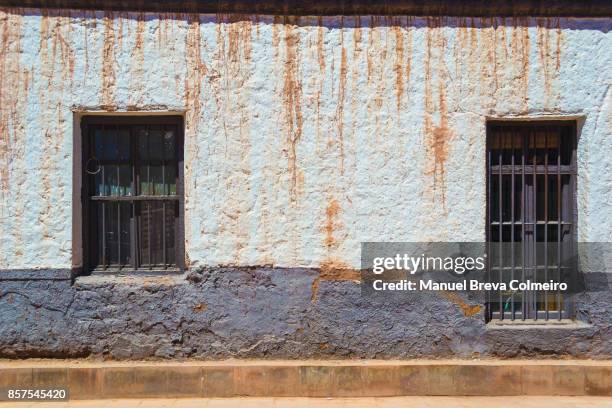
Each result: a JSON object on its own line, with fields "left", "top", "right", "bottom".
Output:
{"left": 0, "top": 0, "right": 611, "bottom": 17}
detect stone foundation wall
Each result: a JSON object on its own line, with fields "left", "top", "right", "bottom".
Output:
{"left": 1, "top": 268, "right": 610, "bottom": 359}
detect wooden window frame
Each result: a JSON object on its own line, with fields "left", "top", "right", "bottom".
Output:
{"left": 485, "top": 120, "right": 577, "bottom": 322}
{"left": 81, "top": 115, "right": 185, "bottom": 274}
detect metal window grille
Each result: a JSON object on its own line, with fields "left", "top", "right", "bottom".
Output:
{"left": 486, "top": 121, "right": 577, "bottom": 321}
{"left": 82, "top": 116, "right": 184, "bottom": 273}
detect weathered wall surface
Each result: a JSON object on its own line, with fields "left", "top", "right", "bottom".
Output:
{"left": 1, "top": 269, "right": 610, "bottom": 359}
{"left": 0, "top": 10, "right": 611, "bottom": 270}
{"left": 0, "top": 9, "right": 611, "bottom": 359}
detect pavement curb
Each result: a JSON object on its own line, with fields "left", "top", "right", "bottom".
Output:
{"left": 0, "top": 361, "right": 610, "bottom": 398}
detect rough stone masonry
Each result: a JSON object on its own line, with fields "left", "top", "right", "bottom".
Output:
{"left": 0, "top": 2, "right": 610, "bottom": 358}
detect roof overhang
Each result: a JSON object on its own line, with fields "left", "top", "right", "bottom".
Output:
{"left": 0, "top": 0, "right": 611, "bottom": 17}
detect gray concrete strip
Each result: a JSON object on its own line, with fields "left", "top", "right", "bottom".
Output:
{"left": 2, "top": 361, "right": 612, "bottom": 398}
{"left": 1, "top": 359, "right": 611, "bottom": 368}
{"left": 1, "top": 397, "right": 612, "bottom": 408}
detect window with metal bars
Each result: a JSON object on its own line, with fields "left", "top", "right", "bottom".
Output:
{"left": 82, "top": 116, "right": 184, "bottom": 273}
{"left": 486, "top": 121, "right": 577, "bottom": 321}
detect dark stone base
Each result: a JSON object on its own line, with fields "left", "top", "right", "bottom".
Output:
{"left": 0, "top": 267, "right": 610, "bottom": 359}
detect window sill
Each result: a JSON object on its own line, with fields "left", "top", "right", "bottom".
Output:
{"left": 75, "top": 270, "right": 187, "bottom": 286}
{"left": 486, "top": 319, "right": 591, "bottom": 330}
{"left": 90, "top": 268, "right": 183, "bottom": 275}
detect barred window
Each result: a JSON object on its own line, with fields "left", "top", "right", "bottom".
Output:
{"left": 82, "top": 116, "right": 184, "bottom": 273}
{"left": 486, "top": 121, "right": 577, "bottom": 321}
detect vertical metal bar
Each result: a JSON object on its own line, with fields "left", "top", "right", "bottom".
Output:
{"left": 163, "top": 202, "right": 167, "bottom": 268}
{"left": 101, "top": 163, "right": 106, "bottom": 197}
{"left": 511, "top": 130, "right": 516, "bottom": 320}
{"left": 563, "top": 122, "right": 578, "bottom": 313}
{"left": 117, "top": 202, "right": 121, "bottom": 269}
{"left": 147, "top": 162, "right": 150, "bottom": 195}
{"left": 116, "top": 126, "right": 120, "bottom": 196}
{"left": 102, "top": 201, "right": 106, "bottom": 270}
{"left": 521, "top": 127, "right": 526, "bottom": 320}
{"left": 148, "top": 202, "right": 152, "bottom": 269}
{"left": 131, "top": 126, "right": 137, "bottom": 270}
{"left": 499, "top": 130, "right": 503, "bottom": 319}
{"left": 544, "top": 129, "right": 549, "bottom": 320}
{"left": 557, "top": 126, "right": 562, "bottom": 320}
{"left": 163, "top": 125, "right": 167, "bottom": 195}
{"left": 487, "top": 129, "right": 492, "bottom": 321}
{"left": 101, "top": 124, "right": 106, "bottom": 271}
{"left": 532, "top": 130, "right": 538, "bottom": 320}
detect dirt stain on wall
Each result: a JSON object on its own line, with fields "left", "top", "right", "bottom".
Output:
{"left": 536, "top": 17, "right": 562, "bottom": 109}
{"left": 315, "top": 16, "right": 326, "bottom": 146}
{"left": 392, "top": 19, "right": 404, "bottom": 114}
{"left": 0, "top": 9, "right": 25, "bottom": 194}
{"left": 440, "top": 291, "right": 483, "bottom": 317}
{"left": 323, "top": 199, "right": 340, "bottom": 248}
{"left": 1, "top": 12, "right": 573, "bottom": 269}
{"left": 311, "top": 258, "right": 360, "bottom": 302}
{"left": 128, "top": 12, "right": 146, "bottom": 106}
{"left": 101, "top": 11, "right": 116, "bottom": 110}
{"left": 184, "top": 14, "right": 207, "bottom": 141}
{"left": 510, "top": 18, "right": 531, "bottom": 112}
{"left": 281, "top": 17, "right": 303, "bottom": 202}
{"left": 335, "top": 18, "right": 347, "bottom": 173}
{"left": 423, "top": 18, "right": 453, "bottom": 206}
{"left": 214, "top": 13, "right": 255, "bottom": 263}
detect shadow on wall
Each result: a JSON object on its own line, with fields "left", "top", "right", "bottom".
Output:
{"left": 9, "top": 7, "right": 612, "bottom": 32}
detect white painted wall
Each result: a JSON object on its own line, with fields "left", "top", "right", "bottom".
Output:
{"left": 0, "top": 10, "right": 610, "bottom": 270}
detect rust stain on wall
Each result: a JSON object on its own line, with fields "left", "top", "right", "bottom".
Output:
{"left": 392, "top": 19, "right": 404, "bottom": 114}
{"left": 45, "top": 10, "right": 75, "bottom": 87}
{"left": 479, "top": 17, "right": 499, "bottom": 107}
{"left": 193, "top": 302, "right": 207, "bottom": 313}
{"left": 184, "top": 11, "right": 207, "bottom": 220}
{"left": 272, "top": 15, "right": 280, "bottom": 54}
{"left": 215, "top": 13, "right": 255, "bottom": 262}
{"left": 423, "top": 18, "right": 453, "bottom": 205}
{"left": 510, "top": 18, "right": 531, "bottom": 112}
{"left": 29, "top": 10, "right": 75, "bottom": 246}
{"left": 101, "top": 11, "right": 116, "bottom": 110}
{"left": 536, "top": 17, "right": 562, "bottom": 108}
{"left": 404, "top": 17, "right": 413, "bottom": 105}
{"left": 128, "top": 12, "right": 145, "bottom": 106}
{"left": 223, "top": 13, "right": 253, "bottom": 64}
{"left": 0, "top": 9, "right": 24, "bottom": 194}
{"left": 365, "top": 17, "right": 388, "bottom": 141}
{"left": 157, "top": 12, "right": 172, "bottom": 48}
{"left": 281, "top": 17, "right": 303, "bottom": 202}
{"left": 335, "top": 18, "right": 347, "bottom": 173}
{"left": 320, "top": 260, "right": 360, "bottom": 280}
{"left": 323, "top": 199, "right": 340, "bottom": 248}
{"left": 349, "top": 15, "right": 362, "bottom": 168}
{"left": 311, "top": 259, "right": 360, "bottom": 303}
{"left": 440, "top": 291, "right": 483, "bottom": 317}
{"left": 317, "top": 16, "right": 325, "bottom": 72}
{"left": 184, "top": 14, "right": 207, "bottom": 136}
{"left": 315, "top": 16, "right": 325, "bottom": 147}
{"left": 310, "top": 277, "right": 320, "bottom": 302}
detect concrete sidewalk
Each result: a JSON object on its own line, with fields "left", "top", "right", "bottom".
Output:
{"left": 2, "top": 359, "right": 611, "bottom": 398}
{"left": 1, "top": 397, "right": 612, "bottom": 408}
